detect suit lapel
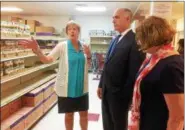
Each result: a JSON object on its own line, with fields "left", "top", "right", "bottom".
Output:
{"left": 106, "top": 30, "right": 133, "bottom": 64}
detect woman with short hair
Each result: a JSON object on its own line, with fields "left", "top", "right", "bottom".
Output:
{"left": 130, "top": 16, "right": 184, "bottom": 130}
{"left": 18, "top": 20, "right": 91, "bottom": 130}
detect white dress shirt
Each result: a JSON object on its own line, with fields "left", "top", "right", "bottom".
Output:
{"left": 118, "top": 28, "right": 132, "bottom": 43}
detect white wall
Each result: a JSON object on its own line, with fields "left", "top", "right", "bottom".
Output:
{"left": 74, "top": 16, "right": 114, "bottom": 43}
{"left": 23, "top": 16, "right": 70, "bottom": 34}
{"left": 176, "top": 17, "right": 184, "bottom": 32}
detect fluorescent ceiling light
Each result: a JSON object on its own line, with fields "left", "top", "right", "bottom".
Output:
{"left": 1, "top": 7, "right": 23, "bottom": 12}
{"left": 76, "top": 6, "right": 106, "bottom": 12}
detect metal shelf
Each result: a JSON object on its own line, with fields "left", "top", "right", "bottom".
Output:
{"left": 1, "top": 61, "right": 59, "bottom": 84}
{"left": 1, "top": 52, "right": 49, "bottom": 62}
{"left": 1, "top": 36, "right": 66, "bottom": 41}
{"left": 1, "top": 73, "right": 56, "bottom": 107}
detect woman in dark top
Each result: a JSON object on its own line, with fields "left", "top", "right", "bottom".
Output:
{"left": 129, "top": 16, "right": 184, "bottom": 130}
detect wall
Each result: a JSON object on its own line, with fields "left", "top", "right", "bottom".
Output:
{"left": 175, "top": 17, "right": 184, "bottom": 50}
{"left": 74, "top": 16, "right": 113, "bottom": 43}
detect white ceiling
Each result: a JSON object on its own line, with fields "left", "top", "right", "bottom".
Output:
{"left": 1, "top": 2, "right": 141, "bottom": 16}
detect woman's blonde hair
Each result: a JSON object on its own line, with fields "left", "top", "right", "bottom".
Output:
{"left": 65, "top": 20, "right": 81, "bottom": 34}
{"left": 136, "top": 16, "right": 176, "bottom": 51}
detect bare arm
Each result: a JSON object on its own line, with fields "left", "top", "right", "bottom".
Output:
{"left": 160, "top": 62, "right": 184, "bottom": 130}
{"left": 32, "top": 48, "right": 54, "bottom": 63}
{"left": 18, "top": 37, "right": 55, "bottom": 64}
{"left": 164, "top": 94, "right": 184, "bottom": 130}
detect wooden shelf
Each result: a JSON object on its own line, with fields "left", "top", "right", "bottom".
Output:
{"left": 1, "top": 72, "right": 56, "bottom": 107}
{"left": 34, "top": 36, "right": 66, "bottom": 41}
{"left": 1, "top": 54, "right": 36, "bottom": 62}
{"left": 1, "top": 61, "right": 59, "bottom": 84}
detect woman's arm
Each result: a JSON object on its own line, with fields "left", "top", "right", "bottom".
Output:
{"left": 164, "top": 94, "right": 184, "bottom": 130}
{"left": 18, "top": 37, "right": 58, "bottom": 64}
{"left": 160, "top": 62, "right": 184, "bottom": 130}
{"left": 32, "top": 48, "right": 54, "bottom": 63}
{"left": 83, "top": 44, "right": 91, "bottom": 61}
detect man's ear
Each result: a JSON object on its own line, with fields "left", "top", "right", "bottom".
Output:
{"left": 126, "top": 16, "right": 130, "bottom": 22}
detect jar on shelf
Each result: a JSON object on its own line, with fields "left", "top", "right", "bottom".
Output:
{"left": 4, "top": 61, "right": 13, "bottom": 75}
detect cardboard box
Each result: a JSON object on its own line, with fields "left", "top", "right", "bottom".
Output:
{"left": 34, "top": 104, "right": 44, "bottom": 120}
{"left": 23, "top": 88, "right": 43, "bottom": 107}
{"left": 50, "top": 86, "right": 55, "bottom": 93}
{"left": 24, "top": 110, "right": 34, "bottom": 129}
{"left": 11, "top": 17, "right": 23, "bottom": 23}
{"left": 18, "top": 107, "right": 36, "bottom": 130}
{"left": 43, "top": 93, "right": 57, "bottom": 113}
{"left": 1, "top": 114, "right": 24, "bottom": 130}
{"left": 1, "top": 123, "right": 10, "bottom": 130}
{"left": 36, "top": 26, "right": 55, "bottom": 33}
{"left": 43, "top": 97, "right": 50, "bottom": 113}
{"left": 1, "top": 104, "right": 10, "bottom": 121}
{"left": 40, "top": 80, "right": 55, "bottom": 99}
{"left": 10, "top": 117, "right": 24, "bottom": 130}
{"left": 19, "top": 19, "right": 26, "bottom": 24}
{"left": 26, "top": 20, "right": 39, "bottom": 25}
{"left": 43, "top": 87, "right": 52, "bottom": 100}
{"left": 27, "top": 24, "right": 36, "bottom": 32}
{"left": 9, "top": 98, "right": 22, "bottom": 115}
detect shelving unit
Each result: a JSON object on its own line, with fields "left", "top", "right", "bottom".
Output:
{"left": 1, "top": 52, "right": 49, "bottom": 62}
{"left": 1, "top": 36, "right": 66, "bottom": 41}
{"left": 90, "top": 36, "right": 112, "bottom": 52}
{"left": 1, "top": 72, "right": 56, "bottom": 107}
{"left": 1, "top": 34, "right": 65, "bottom": 130}
{"left": 1, "top": 61, "right": 58, "bottom": 84}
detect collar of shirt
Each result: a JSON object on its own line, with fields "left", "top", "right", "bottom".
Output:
{"left": 118, "top": 28, "right": 132, "bottom": 42}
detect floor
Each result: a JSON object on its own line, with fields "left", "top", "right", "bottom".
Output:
{"left": 31, "top": 73, "right": 103, "bottom": 130}
{"left": 31, "top": 73, "right": 131, "bottom": 130}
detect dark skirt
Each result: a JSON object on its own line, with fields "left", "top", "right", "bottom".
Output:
{"left": 57, "top": 94, "right": 89, "bottom": 113}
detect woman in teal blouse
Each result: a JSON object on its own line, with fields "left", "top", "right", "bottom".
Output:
{"left": 18, "top": 21, "right": 91, "bottom": 130}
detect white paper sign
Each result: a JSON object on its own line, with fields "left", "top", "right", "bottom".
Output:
{"left": 152, "top": 2, "right": 172, "bottom": 17}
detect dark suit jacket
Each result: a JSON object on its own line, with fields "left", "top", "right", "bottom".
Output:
{"left": 99, "top": 30, "right": 145, "bottom": 100}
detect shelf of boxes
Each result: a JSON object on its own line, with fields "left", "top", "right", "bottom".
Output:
{"left": 0, "top": 20, "right": 61, "bottom": 130}
{"left": 1, "top": 61, "right": 59, "bottom": 84}
{"left": 1, "top": 72, "right": 56, "bottom": 107}
{"left": 1, "top": 73, "right": 58, "bottom": 130}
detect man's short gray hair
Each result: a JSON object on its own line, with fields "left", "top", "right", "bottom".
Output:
{"left": 122, "top": 8, "right": 133, "bottom": 22}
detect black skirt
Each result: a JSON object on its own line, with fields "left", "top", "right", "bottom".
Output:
{"left": 57, "top": 94, "right": 89, "bottom": 113}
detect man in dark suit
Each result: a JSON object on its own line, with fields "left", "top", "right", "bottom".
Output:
{"left": 97, "top": 8, "right": 145, "bottom": 130}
